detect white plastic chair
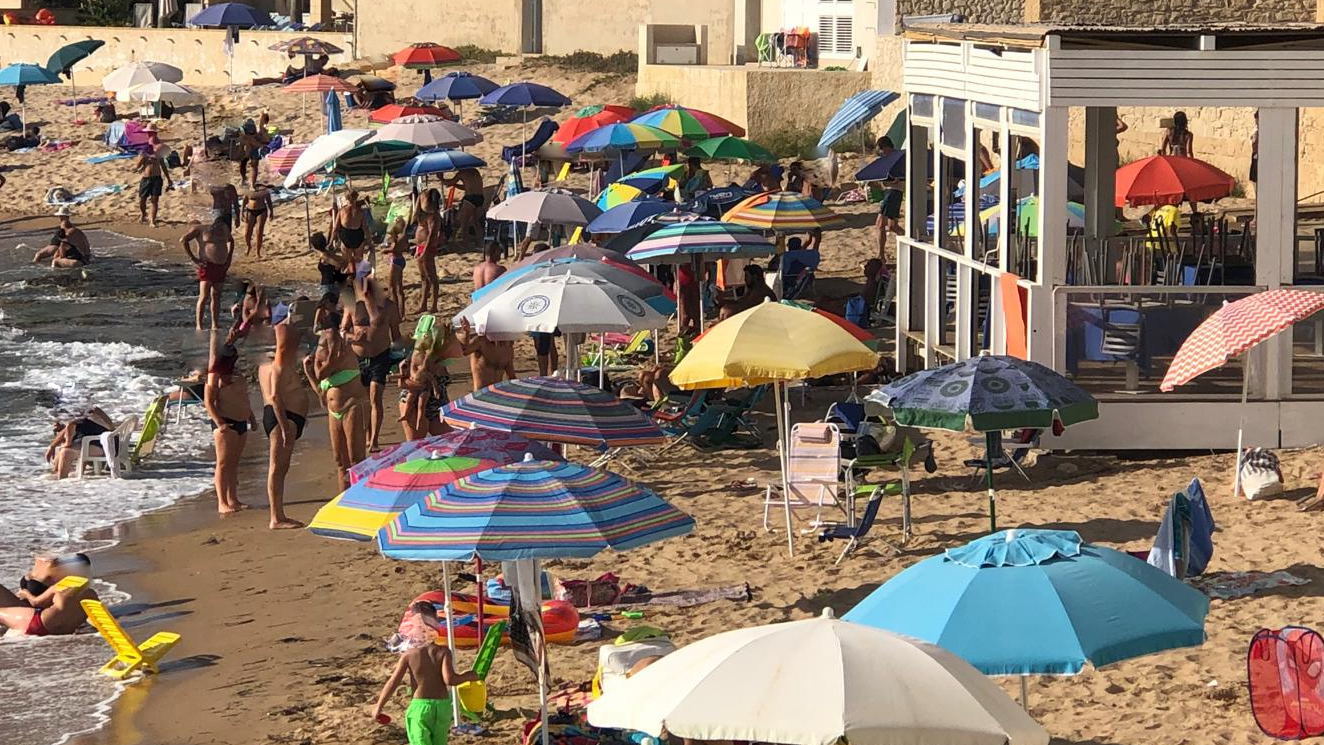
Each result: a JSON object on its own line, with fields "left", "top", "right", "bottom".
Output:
{"left": 77, "top": 416, "right": 138, "bottom": 479}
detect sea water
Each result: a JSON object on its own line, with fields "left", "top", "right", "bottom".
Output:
{"left": 0, "top": 228, "right": 220, "bottom": 745}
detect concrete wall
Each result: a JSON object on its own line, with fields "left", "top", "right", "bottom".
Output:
{"left": 0, "top": 25, "right": 352, "bottom": 86}
{"left": 1030, "top": 0, "right": 1313, "bottom": 24}
{"left": 636, "top": 64, "right": 870, "bottom": 134}
{"left": 541, "top": 0, "right": 735, "bottom": 61}
{"left": 356, "top": 0, "right": 521, "bottom": 58}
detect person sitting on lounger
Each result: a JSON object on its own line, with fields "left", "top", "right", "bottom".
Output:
{"left": 44, "top": 406, "right": 117, "bottom": 479}
{"left": 0, "top": 553, "right": 97, "bottom": 636}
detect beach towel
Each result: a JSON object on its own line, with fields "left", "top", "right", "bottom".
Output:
{"left": 85, "top": 151, "right": 135, "bottom": 164}
{"left": 98, "top": 431, "right": 121, "bottom": 479}
{"left": 59, "top": 96, "right": 110, "bottom": 107}
{"left": 1147, "top": 477, "right": 1215, "bottom": 578}
{"left": 1189, "top": 570, "right": 1310, "bottom": 600}
{"left": 599, "top": 583, "right": 752, "bottom": 609}
{"left": 47, "top": 184, "right": 125, "bottom": 206}
{"left": 40, "top": 141, "right": 74, "bottom": 153}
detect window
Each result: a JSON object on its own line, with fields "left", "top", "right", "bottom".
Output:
{"left": 817, "top": 14, "right": 855, "bottom": 56}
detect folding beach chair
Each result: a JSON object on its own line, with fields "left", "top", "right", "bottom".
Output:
{"left": 81, "top": 598, "right": 181, "bottom": 680}
{"left": 818, "top": 484, "right": 900, "bottom": 564}
{"left": 765, "top": 422, "right": 845, "bottom": 555}
{"left": 690, "top": 385, "right": 767, "bottom": 451}
{"left": 131, "top": 396, "right": 167, "bottom": 467}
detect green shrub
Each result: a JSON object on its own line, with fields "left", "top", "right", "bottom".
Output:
{"left": 78, "top": 0, "right": 135, "bottom": 26}
{"left": 454, "top": 45, "right": 503, "bottom": 64}
{"left": 759, "top": 125, "right": 867, "bottom": 159}
{"left": 536, "top": 51, "right": 638, "bottom": 74}
{"left": 626, "top": 92, "right": 673, "bottom": 113}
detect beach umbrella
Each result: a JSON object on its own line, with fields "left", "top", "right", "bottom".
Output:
{"left": 188, "top": 2, "right": 272, "bottom": 26}
{"left": 510, "top": 242, "right": 640, "bottom": 271}
{"left": 283, "top": 128, "right": 374, "bottom": 187}
{"left": 553, "top": 104, "right": 636, "bottom": 146}
{"left": 480, "top": 81, "right": 571, "bottom": 108}
{"left": 684, "top": 135, "right": 776, "bottom": 163}
{"left": 632, "top": 104, "right": 744, "bottom": 140}
{"left": 817, "top": 89, "right": 899, "bottom": 152}
{"left": 686, "top": 185, "right": 757, "bottom": 219}
{"left": 393, "top": 42, "right": 461, "bottom": 84}
{"left": 671, "top": 302, "right": 877, "bottom": 553}
{"left": 332, "top": 140, "right": 420, "bottom": 179}
{"left": 0, "top": 63, "right": 60, "bottom": 131}
{"left": 587, "top": 199, "right": 676, "bottom": 234}
{"left": 466, "top": 257, "right": 675, "bottom": 316}
{"left": 348, "top": 430, "right": 560, "bottom": 485}
{"left": 309, "top": 455, "right": 500, "bottom": 541}
{"left": 844, "top": 528, "right": 1209, "bottom": 704}
{"left": 395, "top": 148, "right": 486, "bottom": 178}
{"left": 46, "top": 40, "right": 103, "bottom": 113}
{"left": 265, "top": 144, "right": 307, "bottom": 176}
{"left": 1160, "top": 289, "right": 1324, "bottom": 496}
{"left": 101, "top": 61, "right": 182, "bottom": 92}
{"left": 442, "top": 376, "right": 666, "bottom": 447}
{"left": 615, "top": 164, "right": 685, "bottom": 194}
{"left": 463, "top": 275, "right": 669, "bottom": 342}
{"left": 1115, "top": 154, "right": 1234, "bottom": 207}
{"left": 723, "top": 190, "right": 844, "bottom": 232}
{"left": 948, "top": 198, "right": 1086, "bottom": 238}
{"left": 368, "top": 103, "right": 448, "bottom": 124}
{"left": 378, "top": 457, "right": 693, "bottom": 560}
{"left": 488, "top": 189, "right": 601, "bottom": 226}
{"left": 121, "top": 80, "right": 200, "bottom": 105}
{"left": 855, "top": 150, "right": 906, "bottom": 181}
{"left": 565, "top": 122, "right": 680, "bottom": 154}
{"left": 416, "top": 71, "right": 498, "bottom": 120}
{"left": 867, "top": 352, "right": 1098, "bottom": 532}
{"left": 602, "top": 211, "right": 708, "bottom": 253}
{"left": 596, "top": 183, "right": 647, "bottom": 210}
{"left": 371, "top": 114, "right": 481, "bottom": 148}
{"left": 626, "top": 221, "right": 775, "bottom": 264}
{"left": 588, "top": 608, "right": 1049, "bottom": 745}
{"left": 269, "top": 36, "right": 344, "bottom": 55}
{"left": 282, "top": 74, "right": 356, "bottom": 94}
{"left": 780, "top": 299, "right": 874, "bottom": 345}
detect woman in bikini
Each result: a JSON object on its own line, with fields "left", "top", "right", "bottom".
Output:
{"left": 243, "top": 184, "right": 274, "bottom": 259}
{"left": 331, "top": 189, "right": 368, "bottom": 264}
{"left": 397, "top": 335, "right": 434, "bottom": 441}
{"left": 413, "top": 188, "right": 443, "bottom": 315}
{"left": 204, "top": 332, "right": 255, "bottom": 515}
{"left": 303, "top": 321, "right": 368, "bottom": 490}
{"left": 385, "top": 217, "right": 408, "bottom": 313}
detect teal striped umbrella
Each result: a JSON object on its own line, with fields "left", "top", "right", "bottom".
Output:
{"left": 377, "top": 458, "right": 695, "bottom": 560}
{"left": 332, "top": 140, "right": 419, "bottom": 178}
{"left": 442, "top": 376, "right": 665, "bottom": 447}
{"left": 626, "top": 221, "right": 775, "bottom": 264}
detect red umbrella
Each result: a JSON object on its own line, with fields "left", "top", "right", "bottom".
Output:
{"left": 282, "top": 74, "right": 356, "bottom": 94}
{"left": 265, "top": 144, "right": 307, "bottom": 176}
{"left": 393, "top": 42, "right": 461, "bottom": 69}
{"left": 552, "top": 104, "right": 636, "bottom": 146}
{"left": 369, "top": 103, "right": 448, "bottom": 124}
{"left": 1114, "top": 154, "right": 1234, "bottom": 207}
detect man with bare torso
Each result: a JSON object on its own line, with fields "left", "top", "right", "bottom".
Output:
{"left": 442, "top": 167, "right": 485, "bottom": 244}
{"left": 133, "top": 131, "right": 173, "bottom": 227}
{"left": 259, "top": 304, "right": 310, "bottom": 530}
{"left": 343, "top": 280, "right": 399, "bottom": 451}
{"left": 455, "top": 318, "right": 516, "bottom": 391}
{"left": 472, "top": 240, "right": 506, "bottom": 290}
{"left": 0, "top": 553, "right": 96, "bottom": 637}
{"left": 181, "top": 218, "right": 235, "bottom": 330}
{"left": 33, "top": 208, "right": 92, "bottom": 268}
{"left": 210, "top": 182, "right": 241, "bottom": 231}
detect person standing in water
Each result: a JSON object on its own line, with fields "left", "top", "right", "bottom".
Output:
{"left": 181, "top": 217, "right": 235, "bottom": 330}
{"left": 258, "top": 304, "right": 309, "bottom": 529}
{"left": 204, "top": 331, "right": 255, "bottom": 515}
{"left": 304, "top": 318, "right": 369, "bottom": 491}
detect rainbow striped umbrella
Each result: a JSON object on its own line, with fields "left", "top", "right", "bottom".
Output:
{"left": 442, "top": 376, "right": 666, "bottom": 447}
{"left": 616, "top": 164, "right": 686, "bottom": 194}
{"left": 597, "top": 182, "right": 648, "bottom": 210}
{"left": 309, "top": 455, "right": 498, "bottom": 541}
{"left": 723, "top": 190, "right": 844, "bottom": 232}
{"left": 627, "top": 221, "right": 775, "bottom": 264}
{"left": 632, "top": 105, "right": 745, "bottom": 140}
{"left": 553, "top": 104, "right": 636, "bottom": 146}
{"left": 565, "top": 123, "right": 679, "bottom": 154}
{"left": 348, "top": 429, "right": 560, "bottom": 485}
{"left": 377, "top": 458, "right": 695, "bottom": 560}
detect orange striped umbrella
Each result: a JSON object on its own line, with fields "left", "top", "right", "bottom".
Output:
{"left": 282, "top": 74, "right": 356, "bottom": 94}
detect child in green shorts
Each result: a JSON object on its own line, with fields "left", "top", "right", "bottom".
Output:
{"left": 372, "top": 602, "right": 479, "bottom": 745}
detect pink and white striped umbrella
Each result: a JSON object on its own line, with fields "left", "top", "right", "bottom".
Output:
{"left": 1160, "top": 289, "right": 1324, "bottom": 391}
{"left": 265, "top": 144, "right": 307, "bottom": 177}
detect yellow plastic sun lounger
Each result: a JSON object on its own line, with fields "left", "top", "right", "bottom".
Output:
{"left": 54, "top": 576, "right": 88, "bottom": 592}
{"left": 80, "top": 599, "right": 181, "bottom": 680}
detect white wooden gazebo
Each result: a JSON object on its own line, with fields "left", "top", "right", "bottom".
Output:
{"left": 896, "top": 23, "right": 1324, "bottom": 450}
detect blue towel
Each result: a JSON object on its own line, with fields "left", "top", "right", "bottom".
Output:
{"left": 85, "top": 152, "right": 134, "bottom": 164}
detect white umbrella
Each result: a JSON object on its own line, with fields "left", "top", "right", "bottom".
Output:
{"left": 462, "top": 275, "right": 668, "bottom": 340}
{"left": 370, "top": 114, "right": 482, "bottom": 149}
{"left": 119, "top": 80, "right": 200, "bottom": 104}
{"left": 283, "top": 128, "right": 373, "bottom": 188}
{"left": 487, "top": 189, "right": 601, "bottom": 226}
{"left": 101, "top": 61, "right": 183, "bottom": 92}
{"left": 588, "top": 609, "right": 1050, "bottom": 745}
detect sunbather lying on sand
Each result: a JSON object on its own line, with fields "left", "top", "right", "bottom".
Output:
{"left": 0, "top": 553, "right": 97, "bottom": 636}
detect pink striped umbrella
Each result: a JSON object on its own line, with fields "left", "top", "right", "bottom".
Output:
{"left": 265, "top": 144, "right": 307, "bottom": 176}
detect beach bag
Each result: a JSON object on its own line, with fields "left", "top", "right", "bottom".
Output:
{"left": 1249, "top": 626, "right": 1324, "bottom": 739}
{"left": 844, "top": 294, "right": 868, "bottom": 327}
{"left": 1240, "top": 448, "right": 1283, "bottom": 500}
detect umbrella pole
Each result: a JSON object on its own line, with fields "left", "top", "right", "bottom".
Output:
{"left": 201, "top": 104, "right": 209, "bottom": 146}
{"left": 1233, "top": 353, "right": 1249, "bottom": 499}
{"left": 535, "top": 556, "right": 550, "bottom": 745}
{"left": 598, "top": 333, "right": 606, "bottom": 389}
{"left": 1020, "top": 675, "right": 1029, "bottom": 709}
{"left": 652, "top": 329, "right": 660, "bottom": 365}
{"left": 775, "top": 381, "right": 793, "bottom": 556}
{"left": 70, "top": 71, "right": 76, "bottom": 122}
{"left": 985, "top": 430, "right": 998, "bottom": 532}
{"left": 442, "top": 562, "right": 461, "bottom": 726}
{"left": 303, "top": 192, "right": 312, "bottom": 243}
{"left": 474, "top": 557, "right": 484, "bottom": 655}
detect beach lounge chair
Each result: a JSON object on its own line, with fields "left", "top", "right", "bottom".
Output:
{"left": 80, "top": 598, "right": 181, "bottom": 680}
{"left": 765, "top": 422, "right": 845, "bottom": 554}
{"left": 818, "top": 484, "right": 895, "bottom": 564}
{"left": 130, "top": 396, "right": 167, "bottom": 467}
{"left": 165, "top": 377, "right": 205, "bottom": 424}
{"left": 690, "top": 385, "right": 767, "bottom": 451}
{"left": 77, "top": 416, "right": 138, "bottom": 479}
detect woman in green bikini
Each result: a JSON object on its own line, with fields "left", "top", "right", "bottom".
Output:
{"left": 303, "top": 320, "right": 368, "bottom": 490}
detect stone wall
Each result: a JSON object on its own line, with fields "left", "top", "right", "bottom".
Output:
{"left": 1032, "top": 0, "right": 1314, "bottom": 25}
{"left": 898, "top": 0, "right": 1025, "bottom": 25}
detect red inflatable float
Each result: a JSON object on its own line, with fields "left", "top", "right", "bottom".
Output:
{"left": 404, "top": 591, "right": 578, "bottom": 648}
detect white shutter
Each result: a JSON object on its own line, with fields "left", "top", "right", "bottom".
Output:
{"left": 834, "top": 15, "right": 854, "bottom": 54}
{"left": 817, "top": 14, "right": 854, "bottom": 56}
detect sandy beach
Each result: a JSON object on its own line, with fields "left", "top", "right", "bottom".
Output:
{"left": 0, "top": 54, "right": 1317, "bottom": 745}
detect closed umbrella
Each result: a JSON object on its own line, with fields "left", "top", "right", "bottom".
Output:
{"left": 868, "top": 352, "right": 1098, "bottom": 532}
{"left": 395, "top": 148, "right": 486, "bottom": 178}
{"left": 0, "top": 63, "right": 60, "bottom": 131}
{"left": 46, "top": 40, "right": 103, "bottom": 117}
{"left": 347, "top": 429, "right": 561, "bottom": 485}
{"left": 588, "top": 608, "right": 1049, "bottom": 745}
{"left": 817, "top": 89, "right": 899, "bottom": 152}
{"left": 332, "top": 140, "right": 419, "bottom": 179}
{"left": 844, "top": 528, "right": 1209, "bottom": 704}
{"left": 632, "top": 104, "right": 744, "bottom": 140}
{"left": 371, "top": 114, "right": 481, "bottom": 148}
{"left": 723, "top": 190, "right": 843, "bottom": 232}
{"left": 626, "top": 221, "right": 775, "bottom": 264}
{"left": 101, "top": 61, "right": 182, "bottom": 92}
{"left": 1115, "top": 154, "right": 1235, "bottom": 206}
{"left": 324, "top": 90, "right": 342, "bottom": 133}
{"left": 488, "top": 189, "right": 601, "bottom": 227}
{"left": 441, "top": 377, "right": 666, "bottom": 447}
{"left": 464, "top": 274, "right": 669, "bottom": 341}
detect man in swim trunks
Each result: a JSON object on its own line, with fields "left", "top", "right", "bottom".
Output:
{"left": 205, "top": 331, "right": 254, "bottom": 515}
{"left": 259, "top": 304, "right": 309, "bottom": 530}
{"left": 330, "top": 189, "right": 368, "bottom": 261}
{"left": 343, "top": 280, "right": 397, "bottom": 452}
{"left": 181, "top": 217, "right": 235, "bottom": 330}
{"left": 455, "top": 318, "right": 516, "bottom": 391}
{"left": 0, "top": 553, "right": 97, "bottom": 636}
{"left": 371, "top": 601, "right": 478, "bottom": 745}
{"left": 33, "top": 207, "right": 92, "bottom": 268}
{"left": 210, "top": 181, "right": 241, "bottom": 231}
{"left": 441, "top": 167, "right": 485, "bottom": 245}
{"left": 472, "top": 240, "right": 506, "bottom": 290}
{"left": 133, "top": 129, "right": 172, "bottom": 227}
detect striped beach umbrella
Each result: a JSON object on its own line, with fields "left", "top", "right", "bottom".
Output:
{"left": 442, "top": 377, "right": 666, "bottom": 447}
{"left": 310, "top": 455, "right": 499, "bottom": 541}
{"left": 463, "top": 275, "right": 669, "bottom": 340}
{"left": 616, "top": 164, "right": 685, "bottom": 194}
{"left": 371, "top": 114, "right": 481, "bottom": 148}
{"left": 632, "top": 105, "right": 744, "bottom": 140}
{"left": 817, "top": 90, "right": 899, "bottom": 151}
{"left": 466, "top": 257, "right": 675, "bottom": 315}
{"left": 377, "top": 458, "right": 695, "bottom": 561}
{"left": 553, "top": 104, "right": 637, "bottom": 146}
{"left": 369, "top": 103, "right": 448, "bottom": 124}
{"left": 511, "top": 242, "right": 640, "bottom": 271}
{"left": 349, "top": 429, "right": 561, "bottom": 485}
{"left": 627, "top": 221, "right": 775, "bottom": 264}
{"left": 565, "top": 123, "right": 679, "bottom": 154}
{"left": 265, "top": 144, "right": 307, "bottom": 176}
{"left": 723, "top": 190, "right": 844, "bottom": 232}
{"left": 282, "top": 74, "right": 356, "bottom": 94}
{"left": 332, "top": 140, "right": 419, "bottom": 178}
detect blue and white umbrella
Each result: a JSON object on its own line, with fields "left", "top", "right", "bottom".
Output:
{"left": 855, "top": 150, "right": 905, "bottom": 181}
{"left": 817, "top": 90, "right": 898, "bottom": 152}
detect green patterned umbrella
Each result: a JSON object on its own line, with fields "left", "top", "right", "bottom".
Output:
{"left": 332, "top": 140, "right": 419, "bottom": 178}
